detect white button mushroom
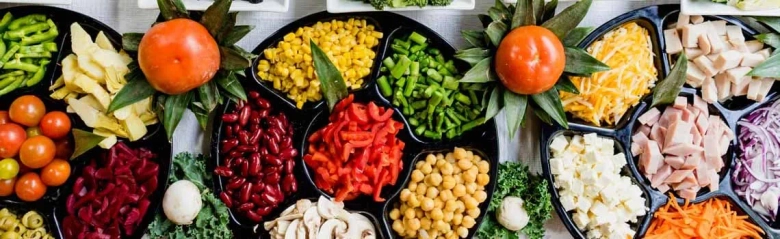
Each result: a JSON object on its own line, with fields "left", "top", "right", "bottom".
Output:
{"left": 496, "top": 196, "right": 530, "bottom": 231}
{"left": 162, "top": 180, "right": 202, "bottom": 225}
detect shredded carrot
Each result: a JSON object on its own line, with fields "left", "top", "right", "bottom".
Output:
{"left": 646, "top": 194, "right": 764, "bottom": 239}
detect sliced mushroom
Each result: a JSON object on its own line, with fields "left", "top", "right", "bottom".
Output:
{"left": 281, "top": 203, "right": 297, "bottom": 216}
{"left": 296, "top": 199, "right": 314, "bottom": 214}
{"left": 265, "top": 213, "right": 305, "bottom": 230}
{"left": 303, "top": 206, "right": 323, "bottom": 239}
{"left": 277, "top": 220, "right": 292, "bottom": 235}
{"left": 340, "top": 214, "right": 376, "bottom": 239}
{"left": 318, "top": 219, "right": 347, "bottom": 239}
{"left": 317, "top": 196, "right": 343, "bottom": 219}
{"left": 297, "top": 224, "right": 307, "bottom": 239}
{"left": 285, "top": 219, "right": 301, "bottom": 239}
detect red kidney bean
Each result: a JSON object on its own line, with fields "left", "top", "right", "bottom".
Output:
{"left": 257, "top": 109, "right": 269, "bottom": 119}
{"left": 280, "top": 137, "right": 292, "bottom": 150}
{"left": 279, "top": 148, "right": 298, "bottom": 161}
{"left": 268, "top": 138, "right": 280, "bottom": 155}
{"left": 236, "top": 145, "right": 253, "bottom": 153}
{"left": 256, "top": 206, "right": 272, "bottom": 216}
{"left": 220, "top": 192, "right": 233, "bottom": 208}
{"left": 222, "top": 114, "right": 238, "bottom": 123}
{"left": 279, "top": 114, "right": 289, "bottom": 127}
{"left": 245, "top": 210, "right": 262, "bottom": 223}
{"left": 269, "top": 128, "right": 282, "bottom": 143}
{"left": 239, "top": 106, "right": 251, "bottom": 126}
{"left": 248, "top": 153, "right": 261, "bottom": 176}
{"left": 256, "top": 98, "right": 271, "bottom": 109}
{"left": 263, "top": 154, "right": 282, "bottom": 166}
{"left": 238, "top": 203, "right": 253, "bottom": 212}
{"left": 249, "top": 91, "right": 260, "bottom": 99}
{"left": 265, "top": 172, "right": 281, "bottom": 185}
{"left": 240, "top": 160, "right": 249, "bottom": 177}
{"left": 239, "top": 182, "right": 253, "bottom": 203}
{"left": 282, "top": 174, "right": 296, "bottom": 193}
{"left": 234, "top": 158, "right": 246, "bottom": 168}
{"left": 214, "top": 167, "right": 234, "bottom": 178}
{"left": 233, "top": 125, "right": 241, "bottom": 135}
{"left": 260, "top": 192, "right": 279, "bottom": 205}
{"left": 227, "top": 177, "right": 245, "bottom": 190}
{"left": 238, "top": 131, "right": 250, "bottom": 146}
{"left": 225, "top": 125, "right": 234, "bottom": 138}
{"left": 251, "top": 195, "right": 264, "bottom": 205}
{"left": 236, "top": 100, "right": 245, "bottom": 109}
{"left": 284, "top": 160, "right": 294, "bottom": 174}
{"left": 250, "top": 128, "right": 264, "bottom": 145}
{"left": 221, "top": 139, "right": 239, "bottom": 153}
{"left": 253, "top": 181, "right": 266, "bottom": 193}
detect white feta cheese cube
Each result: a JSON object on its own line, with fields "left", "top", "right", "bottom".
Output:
{"left": 593, "top": 161, "right": 615, "bottom": 177}
{"left": 557, "top": 173, "right": 574, "bottom": 189}
{"left": 589, "top": 201, "right": 609, "bottom": 215}
{"left": 586, "top": 228, "right": 603, "bottom": 239}
{"left": 571, "top": 178, "right": 585, "bottom": 195}
{"left": 583, "top": 185, "right": 600, "bottom": 198}
{"left": 594, "top": 212, "right": 617, "bottom": 225}
{"left": 583, "top": 133, "right": 600, "bottom": 146}
{"left": 583, "top": 149, "right": 600, "bottom": 164}
{"left": 572, "top": 211, "right": 590, "bottom": 230}
{"left": 568, "top": 135, "right": 585, "bottom": 153}
{"left": 612, "top": 153, "right": 627, "bottom": 170}
{"left": 560, "top": 194, "right": 577, "bottom": 211}
{"left": 550, "top": 157, "right": 565, "bottom": 175}
{"left": 625, "top": 197, "right": 647, "bottom": 215}
{"left": 600, "top": 189, "right": 620, "bottom": 207}
{"left": 550, "top": 135, "right": 569, "bottom": 155}
{"left": 600, "top": 138, "right": 615, "bottom": 154}
{"left": 577, "top": 196, "right": 593, "bottom": 212}
{"left": 581, "top": 170, "right": 599, "bottom": 185}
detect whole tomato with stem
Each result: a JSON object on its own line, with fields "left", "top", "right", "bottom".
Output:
{"left": 138, "top": 18, "right": 220, "bottom": 95}
{"left": 15, "top": 172, "right": 45, "bottom": 202}
{"left": 495, "top": 26, "right": 566, "bottom": 95}
{"left": 0, "top": 123, "right": 26, "bottom": 158}
{"left": 8, "top": 95, "right": 46, "bottom": 127}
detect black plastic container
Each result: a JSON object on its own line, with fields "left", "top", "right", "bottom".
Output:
{"left": 0, "top": 6, "right": 172, "bottom": 239}
{"left": 540, "top": 4, "right": 780, "bottom": 239}
{"left": 210, "top": 11, "right": 500, "bottom": 238}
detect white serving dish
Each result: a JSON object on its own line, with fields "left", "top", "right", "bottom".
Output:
{"left": 326, "top": 0, "right": 475, "bottom": 13}
{"left": 138, "top": 0, "right": 289, "bottom": 12}
{"left": 681, "top": 0, "right": 780, "bottom": 16}
{"left": 0, "top": 0, "right": 70, "bottom": 4}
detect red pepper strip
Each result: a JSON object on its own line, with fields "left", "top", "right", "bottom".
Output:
{"left": 359, "top": 184, "right": 373, "bottom": 194}
{"left": 340, "top": 131, "right": 372, "bottom": 141}
{"left": 332, "top": 121, "right": 347, "bottom": 153}
{"left": 348, "top": 104, "right": 370, "bottom": 124}
{"left": 312, "top": 152, "right": 329, "bottom": 162}
{"left": 373, "top": 128, "right": 390, "bottom": 146}
{"left": 349, "top": 138, "right": 372, "bottom": 148}
{"left": 338, "top": 167, "right": 351, "bottom": 177}
{"left": 348, "top": 121, "right": 359, "bottom": 132}
{"left": 389, "top": 149, "right": 400, "bottom": 185}
{"left": 335, "top": 187, "right": 350, "bottom": 202}
{"left": 342, "top": 143, "right": 354, "bottom": 162}
{"left": 354, "top": 147, "right": 370, "bottom": 172}
{"left": 308, "top": 130, "right": 322, "bottom": 142}
{"left": 373, "top": 170, "right": 389, "bottom": 202}
{"left": 368, "top": 102, "right": 394, "bottom": 122}
{"left": 334, "top": 94, "right": 354, "bottom": 113}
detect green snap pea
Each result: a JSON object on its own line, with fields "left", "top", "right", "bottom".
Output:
{"left": 4, "top": 60, "right": 38, "bottom": 72}
{"left": 0, "top": 13, "right": 13, "bottom": 32}
{"left": 7, "top": 14, "right": 45, "bottom": 30}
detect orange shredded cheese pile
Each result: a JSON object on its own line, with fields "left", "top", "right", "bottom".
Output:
{"left": 561, "top": 22, "right": 658, "bottom": 126}
{"left": 646, "top": 194, "right": 764, "bottom": 239}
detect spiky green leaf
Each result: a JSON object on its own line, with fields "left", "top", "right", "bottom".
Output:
{"left": 122, "top": 33, "right": 143, "bottom": 52}
{"left": 652, "top": 54, "right": 687, "bottom": 107}
{"left": 511, "top": 0, "right": 535, "bottom": 29}
{"left": 219, "top": 46, "right": 253, "bottom": 71}
{"left": 531, "top": 87, "right": 568, "bottom": 128}
{"left": 484, "top": 86, "right": 503, "bottom": 123}
{"left": 460, "top": 57, "right": 495, "bottom": 83}
{"left": 563, "top": 27, "right": 593, "bottom": 47}
{"left": 462, "top": 30, "right": 487, "bottom": 48}
{"left": 455, "top": 48, "right": 490, "bottom": 66}
{"left": 486, "top": 21, "right": 508, "bottom": 47}
{"left": 540, "top": 0, "right": 592, "bottom": 40}
{"left": 555, "top": 77, "right": 579, "bottom": 94}
{"left": 542, "top": 0, "right": 558, "bottom": 22}
{"left": 200, "top": 0, "right": 232, "bottom": 37}
{"left": 107, "top": 68, "right": 156, "bottom": 113}
{"left": 503, "top": 91, "right": 527, "bottom": 139}
{"left": 163, "top": 91, "right": 192, "bottom": 140}
{"left": 157, "top": 0, "right": 189, "bottom": 20}
{"left": 564, "top": 47, "right": 610, "bottom": 75}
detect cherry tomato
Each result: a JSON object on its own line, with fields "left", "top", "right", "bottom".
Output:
{"left": 495, "top": 26, "right": 565, "bottom": 95}
{"left": 138, "top": 18, "right": 220, "bottom": 95}
{"left": 41, "top": 159, "right": 70, "bottom": 187}
{"left": 55, "top": 139, "right": 73, "bottom": 159}
{"left": 25, "top": 127, "right": 41, "bottom": 137}
{"left": 0, "top": 178, "right": 15, "bottom": 196}
{"left": 0, "top": 159, "right": 19, "bottom": 180}
{"left": 8, "top": 95, "right": 46, "bottom": 127}
{"left": 0, "top": 123, "right": 26, "bottom": 158}
{"left": 15, "top": 172, "right": 45, "bottom": 202}
{"left": 0, "top": 111, "right": 9, "bottom": 125}
{"left": 19, "top": 136, "right": 55, "bottom": 169}
{"left": 39, "top": 111, "right": 70, "bottom": 139}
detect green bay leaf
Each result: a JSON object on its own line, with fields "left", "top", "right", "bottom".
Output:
{"left": 531, "top": 87, "right": 568, "bottom": 128}
{"left": 200, "top": 0, "right": 231, "bottom": 37}
{"left": 484, "top": 86, "right": 503, "bottom": 123}
{"left": 163, "top": 91, "right": 192, "bottom": 140}
{"left": 311, "top": 40, "right": 348, "bottom": 111}
{"left": 455, "top": 48, "right": 490, "bottom": 66}
{"left": 555, "top": 77, "right": 579, "bottom": 94}
{"left": 541, "top": 0, "right": 557, "bottom": 22}
{"left": 564, "top": 47, "right": 610, "bottom": 75}
{"left": 540, "top": 0, "right": 592, "bottom": 40}
{"left": 122, "top": 33, "right": 144, "bottom": 52}
{"left": 563, "top": 27, "right": 593, "bottom": 47}
{"left": 70, "top": 129, "right": 105, "bottom": 160}
{"left": 511, "top": 0, "right": 535, "bottom": 29}
{"left": 461, "top": 30, "right": 487, "bottom": 48}
{"left": 107, "top": 68, "right": 156, "bottom": 113}
{"left": 652, "top": 54, "right": 687, "bottom": 107}
{"left": 756, "top": 33, "right": 780, "bottom": 49}
{"left": 215, "top": 70, "right": 247, "bottom": 101}
{"left": 460, "top": 57, "right": 495, "bottom": 83}
{"left": 157, "top": 0, "right": 189, "bottom": 21}
{"left": 503, "top": 91, "right": 527, "bottom": 138}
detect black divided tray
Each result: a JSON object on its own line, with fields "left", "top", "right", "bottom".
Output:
{"left": 0, "top": 6, "right": 171, "bottom": 239}
{"left": 540, "top": 4, "right": 780, "bottom": 239}
{"left": 209, "top": 11, "right": 499, "bottom": 239}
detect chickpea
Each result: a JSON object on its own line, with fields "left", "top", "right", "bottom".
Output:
{"left": 453, "top": 166, "right": 462, "bottom": 175}
{"left": 421, "top": 198, "right": 435, "bottom": 211}
{"left": 400, "top": 189, "right": 412, "bottom": 201}
{"left": 426, "top": 187, "right": 440, "bottom": 198}
{"left": 436, "top": 220, "right": 451, "bottom": 232}
{"left": 452, "top": 214, "right": 463, "bottom": 226}
{"left": 416, "top": 208, "right": 424, "bottom": 218}
{"left": 477, "top": 161, "right": 490, "bottom": 174}
{"left": 467, "top": 208, "right": 481, "bottom": 218}
{"left": 473, "top": 155, "right": 482, "bottom": 162}
{"left": 428, "top": 230, "right": 440, "bottom": 239}
{"left": 457, "top": 159, "right": 473, "bottom": 170}
{"left": 476, "top": 173, "right": 490, "bottom": 186}
{"left": 453, "top": 147, "right": 467, "bottom": 159}
{"left": 416, "top": 161, "right": 425, "bottom": 169}
{"left": 445, "top": 231, "right": 455, "bottom": 239}
{"left": 420, "top": 217, "right": 432, "bottom": 230}
{"left": 452, "top": 184, "right": 466, "bottom": 198}
{"left": 436, "top": 158, "right": 447, "bottom": 168}
{"left": 455, "top": 201, "right": 466, "bottom": 214}
{"left": 456, "top": 226, "right": 469, "bottom": 238}
{"left": 445, "top": 152, "right": 456, "bottom": 162}
{"left": 429, "top": 173, "right": 443, "bottom": 186}
{"left": 409, "top": 195, "right": 421, "bottom": 207}
{"left": 411, "top": 170, "right": 425, "bottom": 183}
{"left": 440, "top": 163, "right": 454, "bottom": 176}
{"left": 430, "top": 208, "right": 444, "bottom": 221}
{"left": 439, "top": 189, "right": 453, "bottom": 201}
{"left": 462, "top": 172, "right": 476, "bottom": 183}
{"left": 407, "top": 217, "right": 422, "bottom": 230}
{"left": 445, "top": 200, "right": 458, "bottom": 212}
{"left": 466, "top": 182, "right": 478, "bottom": 195}
{"left": 425, "top": 154, "right": 437, "bottom": 165}
{"left": 463, "top": 195, "right": 478, "bottom": 210}
{"left": 436, "top": 153, "right": 445, "bottom": 160}
{"left": 390, "top": 208, "right": 400, "bottom": 220}
{"left": 409, "top": 182, "right": 418, "bottom": 192}
{"left": 462, "top": 216, "right": 476, "bottom": 228}
{"left": 443, "top": 211, "right": 454, "bottom": 222}
{"left": 393, "top": 220, "right": 404, "bottom": 233}
{"left": 474, "top": 190, "right": 488, "bottom": 203}
{"left": 421, "top": 163, "right": 433, "bottom": 174}
{"left": 406, "top": 229, "right": 417, "bottom": 237}
{"left": 416, "top": 183, "right": 428, "bottom": 195}
{"left": 441, "top": 175, "right": 456, "bottom": 190}
{"left": 404, "top": 208, "right": 416, "bottom": 219}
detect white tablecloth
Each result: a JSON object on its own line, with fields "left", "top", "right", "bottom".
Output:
{"left": 0, "top": 0, "right": 685, "bottom": 237}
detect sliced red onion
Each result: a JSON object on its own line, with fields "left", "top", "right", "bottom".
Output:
{"left": 734, "top": 100, "right": 780, "bottom": 221}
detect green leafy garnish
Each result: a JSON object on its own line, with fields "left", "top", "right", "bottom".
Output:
{"left": 70, "top": 129, "right": 106, "bottom": 160}
{"left": 477, "top": 162, "right": 552, "bottom": 239}
{"left": 147, "top": 152, "right": 232, "bottom": 239}
{"left": 651, "top": 54, "right": 687, "bottom": 107}
{"left": 311, "top": 40, "right": 348, "bottom": 111}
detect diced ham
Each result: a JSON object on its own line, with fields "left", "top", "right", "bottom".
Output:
{"left": 652, "top": 164, "right": 673, "bottom": 188}
{"left": 677, "top": 14, "right": 691, "bottom": 30}
{"left": 747, "top": 78, "right": 762, "bottom": 101}
{"left": 693, "top": 95, "right": 709, "bottom": 116}
{"left": 682, "top": 155, "right": 701, "bottom": 170}
{"left": 745, "top": 40, "right": 764, "bottom": 53}
{"left": 650, "top": 124, "right": 666, "bottom": 148}
{"left": 673, "top": 96, "right": 688, "bottom": 109}
{"left": 639, "top": 125, "right": 652, "bottom": 136}
{"left": 726, "top": 67, "right": 752, "bottom": 84}
{"left": 640, "top": 140, "right": 664, "bottom": 174}
{"left": 741, "top": 53, "right": 765, "bottom": 67}
{"left": 665, "top": 169, "right": 693, "bottom": 184}
{"left": 665, "top": 121, "right": 692, "bottom": 147}
{"left": 679, "top": 188, "right": 698, "bottom": 200}
{"left": 757, "top": 78, "right": 774, "bottom": 102}
{"left": 702, "top": 77, "right": 718, "bottom": 103}
{"left": 660, "top": 107, "right": 683, "bottom": 127}
{"left": 694, "top": 56, "right": 718, "bottom": 77}
{"left": 681, "top": 23, "right": 702, "bottom": 48}
{"left": 697, "top": 163, "right": 711, "bottom": 187}
{"left": 657, "top": 184, "right": 671, "bottom": 193}
{"left": 706, "top": 23, "right": 727, "bottom": 54}
{"left": 698, "top": 34, "right": 712, "bottom": 55}
{"left": 695, "top": 112, "right": 710, "bottom": 136}
{"left": 665, "top": 156, "right": 685, "bottom": 169}
{"left": 733, "top": 76, "right": 751, "bottom": 96}
{"left": 713, "top": 50, "right": 744, "bottom": 72}
{"left": 706, "top": 53, "right": 720, "bottom": 62}
{"left": 664, "top": 143, "right": 704, "bottom": 157}
{"left": 688, "top": 104, "right": 701, "bottom": 117}
{"left": 714, "top": 73, "right": 732, "bottom": 101}
{"left": 674, "top": 174, "right": 699, "bottom": 191}
{"left": 711, "top": 20, "right": 728, "bottom": 36}
{"left": 703, "top": 130, "right": 721, "bottom": 160}
{"left": 730, "top": 40, "right": 750, "bottom": 53}
{"left": 687, "top": 62, "right": 707, "bottom": 87}
{"left": 632, "top": 132, "right": 650, "bottom": 149}
{"left": 631, "top": 142, "right": 642, "bottom": 156}
{"left": 665, "top": 29, "right": 684, "bottom": 55}
{"left": 709, "top": 169, "right": 720, "bottom": 191}
{"left": 685, "top": 48, "right": 705, "bottom": 59}
{"left": 720, "top": 119, "right": 734, "bottom": 140}
{"left": 638, "top": 107, "right": 661, "bottom": 126}
{"left": 692, "top": 124, "right": 703, "bottom": 146}
{"left": 719, "top": 134, "right": 731, "bottom": 157}
{"left": 691, "top": 15, "right": 704, "bottom": 24}
{"left": 681, "top": 107, "right": 694, "bottom": 122}
{"left": 726, "top": 25, "right": 745, "bottom": 43}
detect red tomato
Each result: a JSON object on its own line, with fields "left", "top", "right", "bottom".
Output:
{"left": 41, "top": 159, "right": 70, "bottom": 186}
{"left": 19, "top": 136, "right": 55, "bottom": 169}
{"left": 495, "top": 26, "right": 565, "bottom": 95}
{"left": 0, "top": 111, "right": 9, "bottom": 124}
{"left": 55, "top": 139, "right": 73, "bottom": 159}
{"left": 39, "top": 111, "right": 71, "bottom": 139}
{"left": 138, "top": 18, "right": 220, "bottom": 95}
{"left": 0, "top": 177, "right": 15, "bottom": 196}
{"left": 15, "top": 172, "right": 45, "bottom": 201}
{"left": 8, "top": 95, "right": 46, "bottom": 127}
{"left": 0, "top": 123, "right": 26, "bottom": 158}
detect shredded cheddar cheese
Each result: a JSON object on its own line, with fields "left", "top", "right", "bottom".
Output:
{"left": 561, "top": 22, "right": 658, "bottom": 126}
